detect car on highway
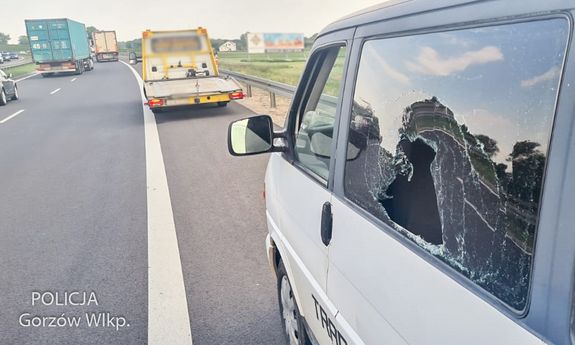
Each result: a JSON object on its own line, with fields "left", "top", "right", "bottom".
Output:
{"left": 228, "top": 1, "right": 575, "bottom": 345}
{"left": 1, "top": 52, "right": 10, "bottom": 61}
{"left": 9, "top": 52, "right": 19, "bottom": 60}
{"left": 0, "top": 55, "right": 4, "bottom": 64}
{"left": 0, "top": 69, "right": 19, "bottom": 105}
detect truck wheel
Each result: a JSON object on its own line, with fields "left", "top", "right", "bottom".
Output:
{"left": 277, "top": 260, "right": 311, "bottom": 345}
{"left": 11, "top": 85, "right": 19, "bottom": 101}
{"left": 75, "top": 61, "right": 84, "bottom": 75}
{"left": 0, "top": 89, "right": 7, "bottom": 106}
{"left": 41, "top": 73, "right": 53, "bottom": 78}
{"left": 87, "top": 59, "right": 94, "bottom": 71}
{"left": 217, "top": 101, "right": 229, "bottom": 107}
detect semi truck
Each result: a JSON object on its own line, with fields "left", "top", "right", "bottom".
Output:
{"left": 25, "top": 18, "right": 94, "bottom": 76}
{"left": 132, "top": 27, "right": 243, "bottom": 111}
{"left": 92, "top": 31, "right": 119, "bottom": 62}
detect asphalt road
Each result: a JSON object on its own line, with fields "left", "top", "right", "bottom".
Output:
{"left": 0, "top": 61, "right": 285, "bottom": 344}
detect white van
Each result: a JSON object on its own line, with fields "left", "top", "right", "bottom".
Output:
{"left": 228, "top": 1, "right": 575, "bottom": 344}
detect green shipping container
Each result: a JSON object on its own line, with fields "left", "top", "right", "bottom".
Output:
{"left": 25, "top": 18, "right": 91, "bottom": 63}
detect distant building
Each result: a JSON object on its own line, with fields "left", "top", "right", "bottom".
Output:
{"left": 218, "top": 41, "right": 237, "bottom": 52}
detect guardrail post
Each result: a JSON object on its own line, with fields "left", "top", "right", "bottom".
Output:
{"left": 270, "top": 91, "right": 277, "bottom": 108}
{"left": 246, "top": 85, "right": 252, "bottom": 97}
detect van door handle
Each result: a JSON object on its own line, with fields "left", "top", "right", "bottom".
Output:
{"left": 321, "top": 202, "right": 333, "bottom": 246}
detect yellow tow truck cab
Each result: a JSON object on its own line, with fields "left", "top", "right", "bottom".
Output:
{"left": 141, "top": 27, "right": 243, "bottom": 111}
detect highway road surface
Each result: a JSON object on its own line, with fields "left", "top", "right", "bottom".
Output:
{"left": 0, "top": 61, "right": 285, "bottom": 344}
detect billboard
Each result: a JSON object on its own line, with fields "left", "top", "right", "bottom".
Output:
{"left": 247, "top": 33, "right": 304, "bottom": 53}
{"left": 247, "top": 33, "right": 265, "bottom": 54}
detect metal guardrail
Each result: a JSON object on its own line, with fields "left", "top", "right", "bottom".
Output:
{"left": 220, "top": 69, "right": 338, "bottom": 109}
{"left": 220, "top": 69, "right": 296, "bottom": 108}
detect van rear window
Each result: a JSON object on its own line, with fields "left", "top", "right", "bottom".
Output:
{"left": 344, "top": 18, "right": 568, "bottom": 310}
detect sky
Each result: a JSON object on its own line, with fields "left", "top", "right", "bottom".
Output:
{"left": 2, "top": 0, "right": 388, "bottom": 43}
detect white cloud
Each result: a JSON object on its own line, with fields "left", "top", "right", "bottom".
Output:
{"left": 520, "top": 66, "right": 560, "bottom": 88}
{"left": 406, "top": 46, "right": 504, "bottom": 76}
{"left": 366, "top": 48, "right": 410, "bottom": 85}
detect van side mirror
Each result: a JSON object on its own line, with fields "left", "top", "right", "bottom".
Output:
{"left": 8, "top": 73, "right": 13, "bottom": 78}
{"left": 228, "top": 115, "right": 276, "bottom": 156}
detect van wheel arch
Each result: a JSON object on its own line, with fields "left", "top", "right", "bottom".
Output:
{"left": 273, "top": 242, "right": 282, "bottom": 275}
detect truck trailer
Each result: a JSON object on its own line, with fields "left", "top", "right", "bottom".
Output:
{"left": 25, "top": 18, "right": 94, "bottom": 76}
{"left": 93, "top": 31, "right": 119, "bottom": 62}
{"left": 134, "top": 27, "right": 243, "bottom": 111}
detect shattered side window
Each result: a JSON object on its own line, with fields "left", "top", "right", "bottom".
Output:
{"left": 344, "top": 19, "right": 568, "bottom": 310}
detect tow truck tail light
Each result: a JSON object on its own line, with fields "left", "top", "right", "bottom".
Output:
{"left": 229, "top": 91, "right": 244, "bottom": 100}
{"left": 147, "top": 98, "right": 165, "bottom": 107}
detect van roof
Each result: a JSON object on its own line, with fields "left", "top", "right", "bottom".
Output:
{"left": 318, "top": 0, "right": 573, "bottom": 37}
{"left": 318, "top": 0, "right": 464, "bottom": 36}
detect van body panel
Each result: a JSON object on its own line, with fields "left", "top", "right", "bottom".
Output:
{"left": 328, "top": 9, "right": 572, "bottom": 344}
{"left": 266, "top": 152, "right": 334, "bottom": 345}
{"left": 530, "top": 13, "right": 575, "bottom": 341}
{"left": 263, "top": 27, "right": 355, "bottom": 343}
{"left": 259, "top": 1, "right": 575, "bottom": 345}
{"left": 328, "top": 197, "right": 546, "bottom": 345}
{"left": 321, "top": 1, "right": 574, "bottom": 39}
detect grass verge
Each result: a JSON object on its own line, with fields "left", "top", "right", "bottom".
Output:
{"left": 2, "top": 63, "right": 36, "bottom": 78}
{"left": 219, "top": 51, "right": 308, "bottom": 86}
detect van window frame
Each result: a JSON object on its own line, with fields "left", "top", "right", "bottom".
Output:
{"left": 331, "top": 13, "right": 571, "bottom": 323}
{"left": 283, "top": 34, "right": 353, "bottom": 191}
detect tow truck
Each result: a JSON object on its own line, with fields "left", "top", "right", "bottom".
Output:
{"left": 131, "top": 28, "right": 243, "bottom": 111}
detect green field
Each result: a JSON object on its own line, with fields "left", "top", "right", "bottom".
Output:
{"left": 219, "top": 51, "right": 309, "bottom": 86}
{"left": 2, "top": 63, "right": 36, "bottom": 78}
{"left": 219, "top": 49, "right": 346, "bottom": 96}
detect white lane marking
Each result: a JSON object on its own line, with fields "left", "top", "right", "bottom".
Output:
{"left": 71, "top": 78, "right": 77, "bottom": 82}
{"left": 0, "top": 109, "right": 25, "bottom": 124}
{"left": 50, "top": 88, "right": 61, "bottom": 95}
{"left": 120, "top": 60, "right": 193, "bottom": 345}
{"left": 15, "top": 72, "right": 38, "bottom": 82}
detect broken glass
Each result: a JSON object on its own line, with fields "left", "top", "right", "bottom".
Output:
{"left": 344, "top": 18, "right": 568, "bottom": 310}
